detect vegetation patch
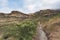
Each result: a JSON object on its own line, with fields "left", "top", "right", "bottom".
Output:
{"left": 0, "top": 20, "right": 37, "bottom": 40}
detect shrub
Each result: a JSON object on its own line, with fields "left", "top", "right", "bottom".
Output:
{"left": 17, "top": 20, "right": 37, "bottom": 40}
{"left": 3, "top": 20, "right": 37, "bottom": 40}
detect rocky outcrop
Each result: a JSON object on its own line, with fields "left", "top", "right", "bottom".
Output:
{"left": 33, "top": 9, "right": 60, "bottom": 17}
{"left": 0, "top": 11, "right": 29, "bottom": 23}
{"left": 43, "top": 17, "right": 60, "bottom": 40}
{"left": 8, "top": 11, "right": 29, "bottom": 17}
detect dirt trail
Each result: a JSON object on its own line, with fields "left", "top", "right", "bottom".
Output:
{"left": 34, "top": 23, "right": 48, "bottom": 40}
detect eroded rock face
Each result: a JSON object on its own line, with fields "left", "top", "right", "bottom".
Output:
{"left": 48, "top": 24, "right": 60, "bottom": 40}
{"left": 0, "top": 11, "right": 29, "bottom": 23}
{"left": 44, "top": 22, "right": 60, "bottom": 40}
{"left": 49, "top": 32, "right": 60, "bottom": 40}
{"left": 9, "top": 11, "right": 29, "bottom": 17}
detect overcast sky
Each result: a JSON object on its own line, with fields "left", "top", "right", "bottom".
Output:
{"left": 0, "top": 0, "right": 60, "bottom": 13}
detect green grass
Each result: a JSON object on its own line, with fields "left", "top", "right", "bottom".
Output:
{"left": 0, "top": 20, "right": 37, "bottom": 40}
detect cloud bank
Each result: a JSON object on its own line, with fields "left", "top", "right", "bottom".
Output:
{"left": 0, "top": 0, "right": 60, "bottom": 13}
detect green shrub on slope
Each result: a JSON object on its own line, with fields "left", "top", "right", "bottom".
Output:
{"left": 2, "top": 20, "right": 37, "bottom": 40}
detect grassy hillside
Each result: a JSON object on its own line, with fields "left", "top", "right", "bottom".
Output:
{"left": 0, "top": 9, "right": 60, "bottom": 40}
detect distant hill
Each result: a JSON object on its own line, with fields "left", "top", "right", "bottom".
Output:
{"left": 33, "top": 9, "right": 60, "bottom": 17}
{"left": 0, "top": 9, "right": 60, "bottom": 23}
{"left": 0, "top": 11, "right": 29, "bottom": 23}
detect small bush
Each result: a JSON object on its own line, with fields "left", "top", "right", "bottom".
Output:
{"left": 17, "top": 20, "right": 37, "bottom": 40}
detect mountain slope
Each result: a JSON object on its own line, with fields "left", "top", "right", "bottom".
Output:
{"left": 0, "top": 9, "right": 60, "bottom": 40}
